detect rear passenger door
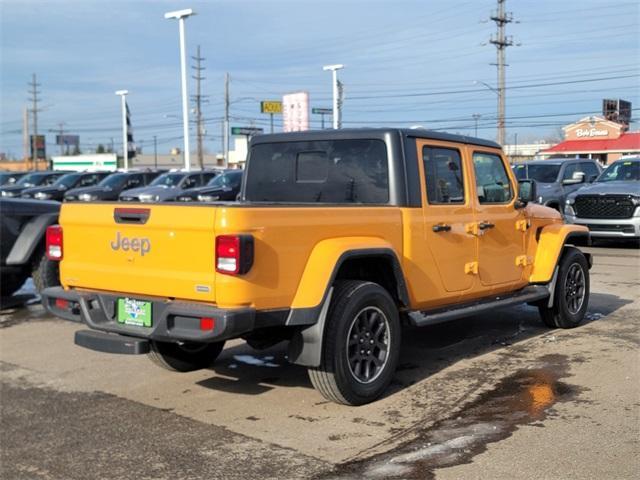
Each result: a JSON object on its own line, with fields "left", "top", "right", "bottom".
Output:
{"left": 471, "top": 150, "right": 525, "bottom": 287}
{"left": 420, "top": 142, "right": 477, "bottom": 292}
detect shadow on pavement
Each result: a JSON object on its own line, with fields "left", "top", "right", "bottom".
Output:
{"left": 195, "top": 291, "right": 631, "bottom": 397}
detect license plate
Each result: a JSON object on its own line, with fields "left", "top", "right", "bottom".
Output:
{"left": 117, "top": 298, "right": 152, "bottom": 327}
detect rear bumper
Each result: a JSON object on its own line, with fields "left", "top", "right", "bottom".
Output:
{"left": 42, "top": 287, "right": 285, "bottom": 345}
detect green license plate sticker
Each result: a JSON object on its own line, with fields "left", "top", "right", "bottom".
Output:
{"left": 117, "top": 298, "right": 152, "bottom": 327}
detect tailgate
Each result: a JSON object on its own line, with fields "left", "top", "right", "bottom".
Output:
{"left": 60, "top": 203, "right": 217, "bottom": 302}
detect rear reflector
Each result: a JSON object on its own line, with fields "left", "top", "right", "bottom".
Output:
{"left": 200, "top": 317, "right": 215, "bottom": 331}
{"left": 46, "top": 225, "right": 63, "bottom": 260}
{"left": 55, "top": 298, "right": 69, "bottom": 309}
{"left": 215, "top": 234, "right": 254, "bottom": 275}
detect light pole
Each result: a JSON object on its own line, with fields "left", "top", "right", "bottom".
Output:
{"left": 472, "top": 113, "right": 482, "bottom": 137}
{"left": 165, "top": 8, "right": 195, "bottom": 171}
{"left": 474, "top": 80, "right": 504, "bottom": 145}
{"left": 115, "top": 90, "right": 129, "bottom": 169}
{"left": 323, "top": 64, "right": 344, "bottom": 129}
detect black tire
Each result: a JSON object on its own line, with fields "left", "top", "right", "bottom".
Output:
{"left": 32, "top": 250, "right": 60, "bottom": 294}
{"left": 538, "top": 246, "right": 589, "bottom": 329}
{"left": 308, "top": 280, "right": 401, "bottom": 406}
{"left": 0, "top": 271, "right": 29, "bottom": 297}
{"left": 148, "top": 340, "right": 225, "bottom": 372}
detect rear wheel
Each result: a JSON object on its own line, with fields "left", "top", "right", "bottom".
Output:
{"left": 308, "top": 280, "right": 401, "bottom": 406}
{"left": 538, "top": 246, "right": 589, "bottom": 329}
{"left": 149, "top": 340, "right": 225, "bottom": 372}
{"left": 32, "top": 250, "right": 60, "bottom": 293}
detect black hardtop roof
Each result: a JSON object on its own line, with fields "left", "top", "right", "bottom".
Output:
{"left": 250, "top": 128, "right": 501, "bottom": 150}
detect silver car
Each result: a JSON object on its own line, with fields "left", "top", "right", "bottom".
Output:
{"left": 564, "top": 157, "right": 640, "bottom": 239}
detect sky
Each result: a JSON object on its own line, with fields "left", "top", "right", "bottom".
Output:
{"left": 1, "top": 0, "right": 639, "bottom": 159}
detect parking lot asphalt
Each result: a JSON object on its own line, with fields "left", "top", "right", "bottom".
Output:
{"left": 1, "top": 243, "right": 638, "bottom": 480}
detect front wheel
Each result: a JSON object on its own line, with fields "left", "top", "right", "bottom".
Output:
{"left": 149, "top": 340, "right": 225, "bottom": 372}
{"left": 538, "top": 246, "right": 590, "bottom": 329}
{"left": 308, "top": 280, "right": 401, "bottom": 406}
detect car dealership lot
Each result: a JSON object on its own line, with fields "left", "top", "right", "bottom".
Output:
{"left": 1, "top": 244, "right": 638, "bottom": 480}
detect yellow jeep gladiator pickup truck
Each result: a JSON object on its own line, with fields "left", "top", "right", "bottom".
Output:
{"left": 42, "top": 128, "right": 592, "bottom": 405}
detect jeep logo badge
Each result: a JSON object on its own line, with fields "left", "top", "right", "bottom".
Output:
{"left": 110, "top": 232, "right": 151, "bottom": 256}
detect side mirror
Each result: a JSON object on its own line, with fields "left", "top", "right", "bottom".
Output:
{"left": 516, "top": 179, "right": 536, "bottom": 208}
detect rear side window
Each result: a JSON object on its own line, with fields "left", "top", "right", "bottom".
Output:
{"left": 473, "top": 152, "right": 513, "bottom": 203}
{"left": 246, "top": 139, "right": 389, "bottom": 204}
{"left": 423, "top": 146, "right": 465, "bottom": 204}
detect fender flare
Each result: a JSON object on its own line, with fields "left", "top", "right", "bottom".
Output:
{"left": 529, "top": 224, "right": 591, "bottom": 284}
{"left": 5, "top": 213, "right": 58, "bottom": 266}
{"left": 287, "top": 246, "right": 409, "bottom": 368}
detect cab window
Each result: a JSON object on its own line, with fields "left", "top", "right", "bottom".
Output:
{"left": 423, "top": 146, "right": 464, "bottom": 204}
{"left": 473, "top": 152, "right": 513, "bottom": 203}
{"left": 182, "top": 175, "right": 199, "bottom": 189}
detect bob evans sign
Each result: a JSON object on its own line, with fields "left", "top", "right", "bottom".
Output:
{"left": 576, "top": 128, "right": 609, "bottom": 138}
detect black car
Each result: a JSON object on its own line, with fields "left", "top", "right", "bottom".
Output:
{"left": 119, "top": 170, "right": 219, "bottom": 202}
{"left": 0, "top": 171, "right": 68, "bottom": 198}
{"left": 0, "top": 171, "right": 27, "bottom": 186}
{"left": 0, "top": 197, "right": 61, "bottom": 297}
{"left": 175, "top": 169, "right": 243, "bottom": 202}
{"left": 21, "top": 171, "right": 111, "bottom": 201}
{"left": 64, "top": 170, "right": 165, "bottom": 202}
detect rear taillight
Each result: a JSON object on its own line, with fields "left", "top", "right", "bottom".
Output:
{"left": 46, "top": 225, "right": 63, "bottom": 260}
{"left": 215, "top": 235, "right": 254, "bottom": 275}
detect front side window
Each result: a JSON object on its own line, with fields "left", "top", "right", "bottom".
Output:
{"left": 423, "top": 146, "right": 464, "bottom": 204}
{"left": 562, "top": 163, "right": 579, "bottom": 180}
{"left": 473, "top": 152, "right": 513, "bottom": 204}
{"left": 246, "top": 139, "right": 389, "bottom": 204}
{"left": 597, "top": 160, "right": 640, "bottom": 182}
{"left": 579, "top": 162, "right": 600, "bottom": 181}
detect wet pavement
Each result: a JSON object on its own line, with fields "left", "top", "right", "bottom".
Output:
{"left": 1, "top": 245, "right": 639, "bottom": 479}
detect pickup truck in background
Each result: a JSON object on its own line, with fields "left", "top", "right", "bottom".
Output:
{"left": 42, "top": 129, "right": 592, "bottom": 405}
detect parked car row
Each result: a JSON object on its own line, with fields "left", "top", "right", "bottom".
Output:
{"left": 515, "top": 156, "right": 639, "bottom": 240}
{"left": 0, "top": 168, "right": 244, "bottom": 203}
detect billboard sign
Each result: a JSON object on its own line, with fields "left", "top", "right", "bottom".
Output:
{"left": 260, "top": 101, "right": 282, "bottom": 114}
{"left": 56, "top": 134, "right": 80, "bottom": 147}
{"left": 282, "top": 92, "right": 309, "bottom": 132}
{"left": 30, "top": 135, "right": 46, "bottom": 159}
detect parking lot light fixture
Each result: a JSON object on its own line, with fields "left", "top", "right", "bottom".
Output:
{"left": 323, "top": 64, "right": 344, "bottom": 129}
{"left": 115, "top": 90, "right": 129, "bottom": 170}
{"left": 165, "top": 8, "right": 195, "bottom": 171}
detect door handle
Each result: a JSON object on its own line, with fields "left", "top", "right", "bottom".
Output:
{"left": 478, "top": 221, "right": 495, "bottom": 230}
{"left": 432, "top": 223, "right": 452, "bottom": 233}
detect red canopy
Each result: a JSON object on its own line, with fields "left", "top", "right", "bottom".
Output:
{"left": 542, "top": 132, "right": 640, "bottom": 154}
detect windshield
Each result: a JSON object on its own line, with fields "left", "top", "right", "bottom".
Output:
{"left": 513, "top": 164, "right": 561, "bottom": 183}
{"left": 16, "top": 172, "right": 52, "bottom": 187}
{"left": 150, "top": 173, "right": 185, "bottom": 187}
{"left": 206, "top": 171, "right": 242, "bottom": 188}
{"left": 52, "top": 173, "right": 82, "bottom": 188}
{"left": 596, "top": 161, "right": 640, "bottom": 182}
{"left": 98, "top": 173, "right": 128, "bottom": 188}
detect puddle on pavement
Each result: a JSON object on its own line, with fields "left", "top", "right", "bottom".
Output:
{"left": 324, "top": 354, "right": 579, "bottom": 480}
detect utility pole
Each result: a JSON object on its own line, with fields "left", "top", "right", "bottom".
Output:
{"left": 191, "top": 45, "right": 207, "bottom": 169}
{"left": 223, "top": 72, "right": 230, "bottom": 167}
{"left": 49, "top": 122, "right": 66, "bottom": 155}
{"left": 489, "top": 0, "right": 516, "bottom": 146}
{"left": 22, "top": 107, "right": 29, "bottom": 164}
{"left": 28, "top": 73, "right": 42, "bottom": 163}
{"left": 472, "top": 113, "right": 481, "bottom": 137}
{"left": 153, "top": 135, "right": 158, "bottom": 169}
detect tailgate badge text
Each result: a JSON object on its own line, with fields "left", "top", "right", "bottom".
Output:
{"left": 111, "top": 232, "right": 151, "bottom": 256}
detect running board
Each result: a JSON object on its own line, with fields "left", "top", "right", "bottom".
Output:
{"left": 407, "top": 285, "right": 550, "bottom": 327}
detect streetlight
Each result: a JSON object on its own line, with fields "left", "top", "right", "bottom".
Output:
{"left": 474, "top": 80, "right": 505, "bottom": 145}
{"left": 165, "top": 8, "right": 195, "bottom": 171}
{"left": 323, "top": 64, "right": 344, "bottom": 129}
{"left": 115, "top": 90, "right": 129, "bottom": 169}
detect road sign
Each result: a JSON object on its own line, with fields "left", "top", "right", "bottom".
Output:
{"left": 231, "top": 126, "right": 264, "bottom": 136}
{"left": 261, "top": 101, "right": 283, "bottom": 114}
{"left": 56, "top": 134, "right": 80, "bottom": 147}
{"left": 30, "top": 135, "right": 46, "bottom": 159}
{"left": 312, "top": 107, "right": 333, "bottom": 115}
